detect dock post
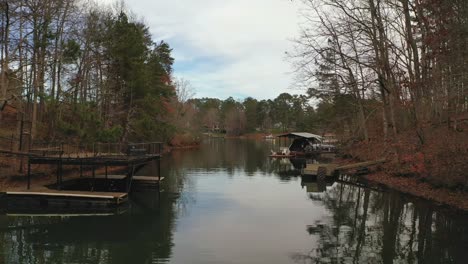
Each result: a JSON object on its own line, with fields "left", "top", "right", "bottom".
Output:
{"left": 158, "top": 158, "right": 161, "bottom": 182}
{"left": 157, "top": 157, "right": 162, "bottom": 193}
{"left": 27, "top": 157, "right": 31, "bottom": 190}
{"left": 105, "top": 163, "right": 108, "bottom": 179}
{"left": 56, "top": 161, "right": 61, "bottom": 190}
{"left": 92, "top": 165, "right": 96, "bottom": 192}
{"left": 126, "top": 164, "right": 135, "bottom": 193}
{"left": 317, "top": 166, "right": 327, "bottom": 181}
{"left": 58, "top": 160, "right": 63, "bottom": 190}
{"left": 60, "top": 160, "right": 63, "bottom": 189}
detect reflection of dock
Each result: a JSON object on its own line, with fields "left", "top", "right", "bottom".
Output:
{"left": 302, "top": 163, "right": 338, "bottom": 177}
{"left": 300, "top": 176, "right": 333, "bottom": 193}
{"left": 301, "top": 181, "right": 327, "bottom": 193}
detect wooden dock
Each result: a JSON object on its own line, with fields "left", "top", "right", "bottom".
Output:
{"left": 302, "top": 159, "right": 386, "bottom": 177}
{"left": 28, "top": 154, "right": 160, "bottom": 166}
{"left": 0, "top": 142, "right": 165, "bottom": 213}
{"left": 5, "top": 188, "right": 128, "bottom": 210}
{"left": 94, "top": 175, "right": 164, "bottom": 181}
{"left": 27, "top": 150, "right": 161, "bottom": 193}
{"left": 94, "top": 175, "right": 165, "bottom": 190}
{"left": 302, "top": 164, "right": 339, "bottom": 177}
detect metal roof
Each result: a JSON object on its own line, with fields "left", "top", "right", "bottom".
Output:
{"left": 277, "top": 132, "right": 322, "bottom": 140}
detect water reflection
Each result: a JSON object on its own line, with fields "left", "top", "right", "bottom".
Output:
{"left": 300, "top": 176, "right": 331, "bottom": 193}
{"left": 294, "top": 182, "right": 468, "bottom": 264}
{"left": 0, "top": 139, "right": 466, "bottom": 264}
{"left": 165, "top": 138, "right": 276, "bottom": 176}
{"left": 0, "top": 192, "right": 177, "bottom": 264}
{"left": 163, "top": 138, "right": 306, "bottom": 181}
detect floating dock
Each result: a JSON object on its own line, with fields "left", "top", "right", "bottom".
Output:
{"left": 5, "top": 188, "right": 128, "bottom": 210}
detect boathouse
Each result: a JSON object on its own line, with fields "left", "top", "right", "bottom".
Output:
{"left": 274, "top": 132, "right": 323, "bottom": 156}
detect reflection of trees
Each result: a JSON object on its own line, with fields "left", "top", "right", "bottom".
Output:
{"left": 0, "top": 192, "right": 177, "bottom": 264}
{"left": 166, "top": 139, "right": 298, "bottom": 181}
{"left": 292, "top": 183, "right": 468, "bottom": 263}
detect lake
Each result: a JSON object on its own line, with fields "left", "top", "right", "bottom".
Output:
{"left": 0, "top": 139, "right": 467, "bottom": 263}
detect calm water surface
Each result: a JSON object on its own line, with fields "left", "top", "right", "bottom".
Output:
{"left": 0, "top": 139, "right": 467, "bottom": 263}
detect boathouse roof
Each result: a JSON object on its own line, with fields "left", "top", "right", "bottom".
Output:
{"left": 277, "top": 132, "right": 322, "bottom": 140}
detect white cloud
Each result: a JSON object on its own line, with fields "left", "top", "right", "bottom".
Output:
{"left": 104, "top": 0, "right": 304, "bottom": 100}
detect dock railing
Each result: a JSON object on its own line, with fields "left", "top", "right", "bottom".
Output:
{"left": 126, "top": 142, "right": 162, "bottom": 156}
{"left": 24, "top": 141, "right": 163, "bottom": 191}
{"left": 29, "top": 141, "right": 163, "bottom": 158}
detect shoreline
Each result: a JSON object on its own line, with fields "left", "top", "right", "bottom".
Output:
{"left": 361, "top": 171, "right": 468, "bottom": 211}
{"left": 337, "top": 154, "right": 468, "bottom": 211}
{"left": 167, "top": 144, "right": 201, "bottom": 150}
{"left": 342, "top": 133, "right": 467, "bottom": 212}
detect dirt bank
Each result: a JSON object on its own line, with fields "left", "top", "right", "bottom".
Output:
{"left": 343, "top": 126, "right": 468, "bottom": 211}
{"left": 362, "top": 171, "right": 468, "bottom": 211}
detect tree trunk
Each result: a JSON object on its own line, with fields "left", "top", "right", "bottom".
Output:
{"left": 0, "top": 1, "right": 10, "bottom": 121}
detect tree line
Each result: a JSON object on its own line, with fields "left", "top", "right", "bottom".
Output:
{"left": 0, "top": 0, "right": 182, "bottom": 147}
{"left": 292, "top": 0, "right": 467, "bottom": 142}
{"left": 187, "top": 93, "right": 337, "bottom": 136}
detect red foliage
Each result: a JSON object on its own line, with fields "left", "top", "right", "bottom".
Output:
{"left": 162, "top": 99, "right": 174, "bottom": 114}
{"left": 346, "top": 123, "right": 468, "bottom": 190}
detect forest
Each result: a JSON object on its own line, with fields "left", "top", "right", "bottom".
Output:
{"left": 289, "top": 0, "right": 467, "bottom": 189}
{"left": 0, "top": 0, "right": 467, "bottom": 190}
{"left": 0, "top": 0, "right": 178, "bottom": 146}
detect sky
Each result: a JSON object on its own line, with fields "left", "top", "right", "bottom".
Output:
{"left": 103, "top": 0, "right": 304, "bottom": 100}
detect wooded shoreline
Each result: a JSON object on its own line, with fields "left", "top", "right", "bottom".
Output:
{"left": 363, "top": 171, "right": 468, "bottom": 212}
{"left": 341, "top": 137, "right": 468, "bottom": 211}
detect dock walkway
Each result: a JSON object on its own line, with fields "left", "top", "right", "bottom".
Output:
{"left": 5, "top": 187, "right": 128, "bottom": 210}
{"left": 302, "top": 159, "right": 387, "bottom": 177}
